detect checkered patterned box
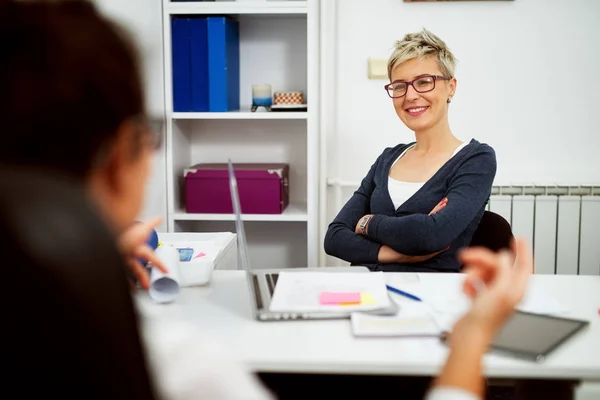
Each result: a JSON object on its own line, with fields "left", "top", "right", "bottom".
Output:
{"left": 273, "top": 91, "right": 304, "bottom": 105}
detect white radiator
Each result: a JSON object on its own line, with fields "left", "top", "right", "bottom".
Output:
{"left": 488, "top": 186, "right": 600, "bottom": 276}
{"left": 325, "top": 180, "right": 600, "bottom": 276}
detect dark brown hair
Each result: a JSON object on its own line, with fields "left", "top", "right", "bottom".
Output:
{"left": 0, "top": 0, "right": 145, "bottom": 178}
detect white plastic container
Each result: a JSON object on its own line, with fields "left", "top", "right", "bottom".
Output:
{"left": 156, "top": 232, "right": 237, "bottom": 287}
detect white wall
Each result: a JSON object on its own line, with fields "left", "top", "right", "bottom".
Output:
{"left": 94, "top": 0, "right": 165, "bottom": 117}
{"left": 324, "top": 0, "right": 600, "bottom": 188}
{"left": 94, "top": 0, "right": 168, "bottom": 230}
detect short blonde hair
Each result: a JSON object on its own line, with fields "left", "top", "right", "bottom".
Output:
{"left": 387, "top": 28, "right": 457, "bottom": 81}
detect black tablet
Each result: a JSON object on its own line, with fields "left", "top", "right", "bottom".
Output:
{"left": 489, "top": 310, "right": 590, "bottom": 362}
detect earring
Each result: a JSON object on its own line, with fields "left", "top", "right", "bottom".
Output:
{"left": 447, "top": 98, "right": 452, "bottom": 103}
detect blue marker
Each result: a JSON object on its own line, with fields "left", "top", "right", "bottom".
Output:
{"left": 386, "top": 285, "right": 422, "bottom": 302}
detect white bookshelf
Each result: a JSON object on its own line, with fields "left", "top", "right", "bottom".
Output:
{"left": 172, "top": 111, "right": 307, "bottom": 120}
{"left": 162, "top": 0, "right": 320, "bottom": 269}
{"left": 166, "top": 1, "right": 308, "bottom": 15}
{"left": 172, "top": 203, "right": 308, "bottom": 222}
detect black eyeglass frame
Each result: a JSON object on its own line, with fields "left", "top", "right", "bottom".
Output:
{"left": 132, "top": 115, "right": 165, "bottom": 150}
{"left": 384, "top": 75, "right": 451, "bottom": 98}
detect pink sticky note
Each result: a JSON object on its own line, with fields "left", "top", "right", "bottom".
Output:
{"left": 193, "top": 252, "right": 206, "bottom": 259}
{"left": 319, "top": 292, "right": 361, "bottom": 305}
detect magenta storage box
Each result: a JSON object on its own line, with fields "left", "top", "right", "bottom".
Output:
{"left": 184, "top": 163, "right": 289, "bottom": 214}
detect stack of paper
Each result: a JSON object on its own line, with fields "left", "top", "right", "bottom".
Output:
{"left": 351, "top": 311, "right": 441, "bottom": 337}
{"left": 516, "top": 284, "right": 570, "bottom": 315}
{"left": 268, "top": 271, "right": 391, "bottom": 313}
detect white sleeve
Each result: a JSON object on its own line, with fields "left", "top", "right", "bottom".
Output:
{"left": 140, "top": 319, "right": 275, "bottom": 400}
{"left": 425, "top": 387, "right": 481, "bottom": 400}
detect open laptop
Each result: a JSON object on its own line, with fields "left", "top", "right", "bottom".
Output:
{"left": 228, "top": 160, "right": 398, "bottom": 321}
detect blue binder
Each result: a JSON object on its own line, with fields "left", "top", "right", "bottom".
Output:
{"left": 207, "top": 17, "right": 240, "bottom": 112}
{"left": 189, "top": 17, "right": 209, "bottom": 112}
{"left": 171, "top": 17, "right": 192, "bottom": 112}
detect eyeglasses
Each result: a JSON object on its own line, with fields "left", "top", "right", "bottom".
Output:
{"left": 146, "top": 117, "right": 165, "bottom": 150}
{"left": 384, "top": 75, "right": 451, "bottom": 98}
{"left": 133, "top": 115, "right": 165, "bottom": 150}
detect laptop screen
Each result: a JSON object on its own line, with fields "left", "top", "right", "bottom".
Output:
{"left": 228, "top": 160, "right": 260, "bottom": 317}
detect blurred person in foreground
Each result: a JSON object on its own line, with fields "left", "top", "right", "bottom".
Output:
{"left": 0, "top": 0, "right": 271, "bottom": 398}
{"left": 0, "top": 0, "right": 166, "bottom": 289}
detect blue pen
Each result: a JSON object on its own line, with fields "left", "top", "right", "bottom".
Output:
{"left": 386, "top": 284, "right": 422, "bottom": 302}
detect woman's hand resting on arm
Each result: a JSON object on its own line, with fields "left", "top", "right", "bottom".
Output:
{"left": 377, "top": 245, "right": 448, "bottom": 264}
{"left": 354, "top": 197, "right": 449, "bottom": 264}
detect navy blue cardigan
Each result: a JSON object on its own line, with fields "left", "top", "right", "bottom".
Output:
{"left": 324, "top": 139, "right": 497, "bottom": 272}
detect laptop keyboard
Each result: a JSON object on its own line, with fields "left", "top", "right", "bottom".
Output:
{"left": 266, "top": 273, "right": 279, "bottom": 296}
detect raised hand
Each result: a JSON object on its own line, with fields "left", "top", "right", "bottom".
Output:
{"left": 455, "top": 238, "right": 533, "bottom": 340}
{"left": 118, "top": 216, "right": 168, "bottom": 290}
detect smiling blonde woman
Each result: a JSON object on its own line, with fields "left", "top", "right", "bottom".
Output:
{"left": 324, "top": 28, "right": 497, "bottom": 273}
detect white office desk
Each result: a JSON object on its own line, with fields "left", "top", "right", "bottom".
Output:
{"left": 136, "top": 271, "right": 600, "bottom": 391}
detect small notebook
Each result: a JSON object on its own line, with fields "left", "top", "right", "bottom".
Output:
{"left": 351, "top": 311, "right": 442, "bottom": 337}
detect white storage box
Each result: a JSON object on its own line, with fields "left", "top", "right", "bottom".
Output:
{"left": 156, "top": 232, "right": 237, "bottom": 287}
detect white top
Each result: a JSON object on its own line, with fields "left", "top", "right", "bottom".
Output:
{"left": 141, "top": 318, "right": 477, "bottom": 400}
{"left": 388, "top": 142, "right": 468, "bottom": 210}
{"left": 426, "top": 388, "right": 479, "bottom": 400}
{"left": 141, "top": 319, "right": 277, "bottom": 400}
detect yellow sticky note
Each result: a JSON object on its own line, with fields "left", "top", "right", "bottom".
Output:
{"left": 338, "top": 293, "right": 376, "bottom": 306}
{"left": 360, "top": 293, "right": 376, "bottom": 305}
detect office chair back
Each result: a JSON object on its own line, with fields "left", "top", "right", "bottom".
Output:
{"left": 470, "top": 210, "right": 514, "bottom": 252}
